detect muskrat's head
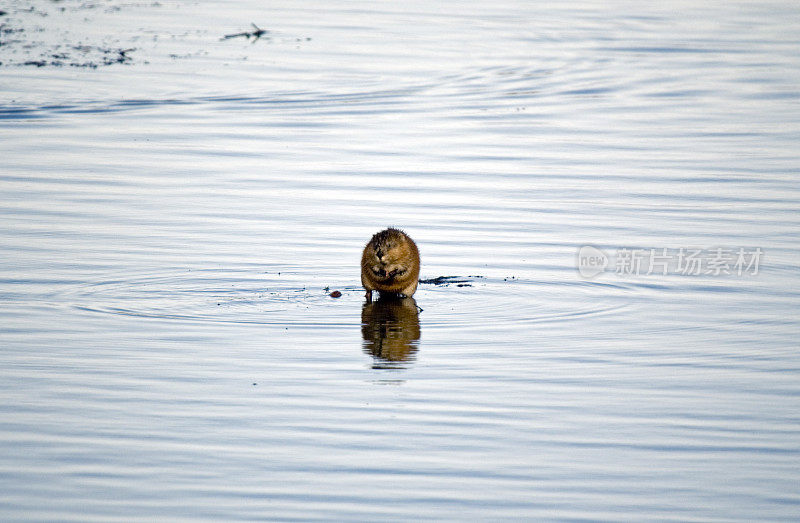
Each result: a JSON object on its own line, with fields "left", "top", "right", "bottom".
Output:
{"left": 365, "top": 228, "right": 410, "bottom": 281}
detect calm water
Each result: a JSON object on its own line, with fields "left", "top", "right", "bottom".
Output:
{"left": 2, "top": 1, "right": 799, "bottom": 520}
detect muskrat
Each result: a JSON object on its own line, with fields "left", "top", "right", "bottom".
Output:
{"left": 361, "top": 228, "right": 420, "bottom": 302}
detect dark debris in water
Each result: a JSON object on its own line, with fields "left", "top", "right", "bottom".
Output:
{"left": 1, "top": 3, "right": 311, "bottom": 69}
{"left": 0, "top": 2, "right": 143, "bottom": 68}
{"left": 221, "top": 23, "right": 311, "bottom": 44}
{"left": 419, "top": 275, "right": 481, "bottom": 286}
{"left": 223, "top": 23, "right": 269, "bottom": 41}
{"left": 18, "top": 46, "right": 136, "bottom": 68}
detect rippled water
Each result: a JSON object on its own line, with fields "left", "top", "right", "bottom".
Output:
{"left": 2, "top": 1, "right": 799, "bottom": 520}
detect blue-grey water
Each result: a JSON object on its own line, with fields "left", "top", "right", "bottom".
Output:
{"left": 2, "top": 1, "right": 799, "bottom": 520}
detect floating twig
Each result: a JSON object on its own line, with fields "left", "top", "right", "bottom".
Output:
{"left": 223, "top": 23, "right": 268, "bottom": 41}
{"left": 418, "top": 275, "right": 471, "bottom": 286}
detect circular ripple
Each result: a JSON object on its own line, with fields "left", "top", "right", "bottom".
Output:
{"left": 66, "top": 268, "right": 362, "bottom": 327}
{"left": 416, "top": 275, "right": 635, "bottom": 330}
{"left": 63, "top": 268, "right": 635, "bottom": 329}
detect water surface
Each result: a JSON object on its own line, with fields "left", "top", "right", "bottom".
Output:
{"left": 2, "top": 1, "right": 799, "bottom": 520}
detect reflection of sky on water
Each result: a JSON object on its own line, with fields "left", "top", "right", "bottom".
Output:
{"left": 1, "top": 0, "right": 799, "bottom": 520}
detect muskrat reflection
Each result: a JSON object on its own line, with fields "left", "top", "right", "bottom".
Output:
{"left": 361, "top": 296, "right": 420, "bottom": 368}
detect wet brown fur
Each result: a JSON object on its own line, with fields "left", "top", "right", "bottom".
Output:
{"left": 361, "top": 228, "right": 420, "bottom": 301}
